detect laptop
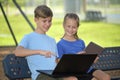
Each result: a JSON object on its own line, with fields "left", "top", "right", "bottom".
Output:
{"left": 37, "top": 54, "right": 97, "bottom": 78}
{"left": 85, "top": 42, "right": 104, "bottom": 54}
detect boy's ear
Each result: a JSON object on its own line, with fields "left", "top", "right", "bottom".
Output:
{"left": 34, "top": 17, "right": 38, "bottom": 22}
{"left": 34, "top": 18, "right": 37, "bottom": 22}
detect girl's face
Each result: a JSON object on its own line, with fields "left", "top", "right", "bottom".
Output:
{"left": 35, "top": 17, "right": 52, "bottom": 34}
{"left": 63, "top": 18, "right": 78, "bottom": 37}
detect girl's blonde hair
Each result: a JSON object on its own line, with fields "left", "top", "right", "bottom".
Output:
{"left": 63, "top": 13, "right": 80, "bottom": 39}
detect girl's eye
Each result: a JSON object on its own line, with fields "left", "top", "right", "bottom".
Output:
{"left": 73, "top": 27, "right": 77, "bottom": 28}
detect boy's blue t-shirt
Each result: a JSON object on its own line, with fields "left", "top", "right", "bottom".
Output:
{"left": 19, "top": 32, "right": 58, "bottom": 80}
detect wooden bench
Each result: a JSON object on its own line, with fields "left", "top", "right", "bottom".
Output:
{"left": 92, "top": 47, "right": 120, "bottom": 80}
{"left": 85, "top": 10, "right": 106, "bottom": 21}
{"left": 2, "top": 47, "right": 120, "bottom": 80}
{"left": 2, "top": 54, "right": 31, "bottom": 80}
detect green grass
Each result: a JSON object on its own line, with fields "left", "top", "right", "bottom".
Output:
{"left": 0, "top": 15, "right": 120, "bottom": 47}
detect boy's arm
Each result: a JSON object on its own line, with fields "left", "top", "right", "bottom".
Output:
{"left": 14, "top": 46, "right": 54, "bottom": 57}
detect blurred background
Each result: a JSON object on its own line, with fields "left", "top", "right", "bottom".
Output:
{"left": 0, "top": 0, "right": 120, "bottom": 80}
{"left": 1, "top": 0, "right": 120, "bottom": 22}
{"left": 0, "top": 0, "right": 120, "bottom": 47}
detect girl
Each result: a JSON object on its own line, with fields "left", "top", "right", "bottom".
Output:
{"left": 57, "top": 13, "right": 110, "bottom": 80}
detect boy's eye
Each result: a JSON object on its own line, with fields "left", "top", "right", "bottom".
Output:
{"left": 49, "top": 20, "right": 52, "bottom": 23}
{"left": 43, "top": 20, "right": 46, "bottom": 23}
{"left": 67, "top": 25, "right": 71, "bottom": 28}
{"left": 42, "top": 19, "right": 52, "bottom": 23}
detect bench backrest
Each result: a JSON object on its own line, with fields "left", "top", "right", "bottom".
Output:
{"left": 2, "top": 54, "right": 31, "bottom": 80}
{"left": 92, "top": 47, "right": 120, "bottom": 79}
{"left": 2, "top": 47, "right": 120, "bottom": 80}
{"left": 92, "top": 47, "right": 120, "bottom": 70}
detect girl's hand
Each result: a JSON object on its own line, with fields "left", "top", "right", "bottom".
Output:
{"left": 77, "top": 51, "right": 86, "bottom": 54}
{"left": 94, "top": 56, "right": 99, "bottom": 63}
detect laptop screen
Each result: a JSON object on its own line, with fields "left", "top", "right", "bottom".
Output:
{"left": 53, "top": 54, "right": 97, "bottom": 75}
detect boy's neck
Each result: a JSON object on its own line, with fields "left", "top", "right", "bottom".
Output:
{"left": 35, "top": 29, "right": 46, "bottom": 34}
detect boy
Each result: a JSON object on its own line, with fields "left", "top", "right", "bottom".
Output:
{"left": 14, "top": 5, "right": 77, "bottom": 80}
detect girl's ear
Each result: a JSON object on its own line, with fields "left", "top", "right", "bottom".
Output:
{"left": 63, "top": 23, "right": 65, "bottom": 28}
{"left": 63, "top": 24, "right": 64, "bottom": 28}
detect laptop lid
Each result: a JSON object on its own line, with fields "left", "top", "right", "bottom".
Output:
{"left": 37, "top": 54, "right": 97, "bottom": 78}
{"left": 85, "top": 42, "right": 104, "bottom": 54}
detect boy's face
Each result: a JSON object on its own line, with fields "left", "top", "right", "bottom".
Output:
{"left": 35, "top": 17, "right": 52, "bottom": 34}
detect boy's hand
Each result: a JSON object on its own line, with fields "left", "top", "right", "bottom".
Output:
{"left": 40, "top": 50, "right": 56, "bottom": 57}
{"left": 63, "top": 76, "right": 78, "bottom": 80}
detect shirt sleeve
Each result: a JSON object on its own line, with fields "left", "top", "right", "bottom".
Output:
{"left": 81, "top": 40, "right": 86, "bottom": 50}
{"left": 19, "top": 35, "right": 28, "bottom": 48}
{"left": 53, "top": 39, "right": 59, "bottom": 58}
{"left": 57, "top": 43, "right": 64, "bottom": 59}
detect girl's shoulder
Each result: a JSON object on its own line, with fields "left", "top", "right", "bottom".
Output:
{"left": 77, "top": 38, "right": 84, "bottom": 42}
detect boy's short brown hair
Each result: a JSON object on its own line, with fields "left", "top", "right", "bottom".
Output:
{"left": 34, "top": 5, "right": 53, "bottom": 18}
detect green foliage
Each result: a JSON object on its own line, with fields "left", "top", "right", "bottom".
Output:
{"left": 0, "top": 0, "right": 27, "bottom": 6}
{"left": 109, "top": 0, "right": 120, "bottom": 4}
{"left": 0, "top": 15, "right": 120, "bottom": 47}
{"left": 0, "top": 0, "right": 4, "bottom": 3}
{"left": 78, "top": 22, "right": 120, "bottom": 47}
